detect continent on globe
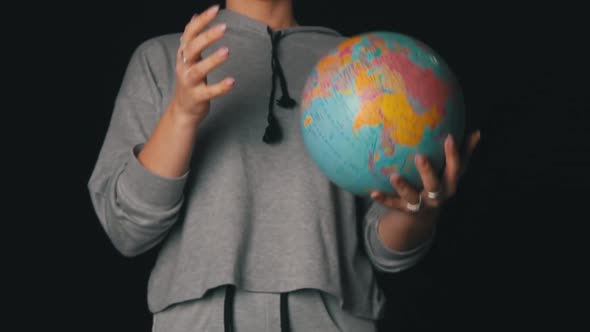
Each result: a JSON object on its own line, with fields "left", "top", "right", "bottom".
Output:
{"left": 300, "top": 31, "right": 465, "bottom": 196}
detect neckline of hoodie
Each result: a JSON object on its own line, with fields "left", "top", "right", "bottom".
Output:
{"left": 215, "top": 8, "right": 343, "bottom": 38}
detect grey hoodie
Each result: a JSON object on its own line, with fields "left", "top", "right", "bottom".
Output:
{"left": 88, "top": 8, "right": 434, "bottom": 320}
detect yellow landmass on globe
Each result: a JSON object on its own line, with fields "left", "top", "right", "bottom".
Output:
{"left": 353, "top": 91, "right": 442, "bottom": 147}
{"left": 353, "top": 75, "right": 441, "bottom": 146}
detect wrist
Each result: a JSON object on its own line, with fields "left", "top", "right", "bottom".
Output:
{"left": 167, "top": 101, "right": 205, "bottom": 128}
{"left": 377, "top": 207, "right": 438, "bottom": 251}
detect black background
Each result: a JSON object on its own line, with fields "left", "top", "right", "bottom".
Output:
{"left": 17, "top": 0, "right": 587, "bottom": 331}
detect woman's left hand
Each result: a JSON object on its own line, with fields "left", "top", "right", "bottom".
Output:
{"left": 370, "top": 131, "right": 481, "bottom": 215}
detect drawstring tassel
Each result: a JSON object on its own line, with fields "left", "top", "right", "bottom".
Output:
{"left": 263, "top": 109, "right": 282, "bottom": 143}
{"left": 277, "top": 94, "right": 296, "bottom": 108}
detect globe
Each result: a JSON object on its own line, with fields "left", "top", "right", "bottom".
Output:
{"left": 300, "top": 31, "right": 465, "bottom": 197}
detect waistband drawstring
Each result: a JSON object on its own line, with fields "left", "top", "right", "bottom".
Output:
{"left": 280, "top": 292, "right": 291, "bottom": 332}
{"left": 224, "top": 285, "right": 235, "bottom": 332}
{"left": 223, "top": 285, "right": 290, "bottom": 332}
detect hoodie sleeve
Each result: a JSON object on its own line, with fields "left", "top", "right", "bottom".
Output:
{"left": 363, "top": 201, "right": 435, "bottom": 273}
{"left": 87, "top": 39, "right": 188, "bottom": 257}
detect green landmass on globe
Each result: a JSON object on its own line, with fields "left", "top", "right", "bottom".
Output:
{"left": 300, "top": 31, "right": 465, "bottom": 196}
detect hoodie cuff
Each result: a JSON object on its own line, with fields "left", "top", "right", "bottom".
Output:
{"left": 117, "top": 144, "right": 189, "bottom": 209}
{"left": 369, "top": 217, "right": 432, "bottom": 260}
{"left": 364, "top": 202, "right": 434, "bottom": 272}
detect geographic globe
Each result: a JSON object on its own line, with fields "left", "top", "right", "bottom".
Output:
{"left": 300, "top": 31, "right": 465, "bottom": 196}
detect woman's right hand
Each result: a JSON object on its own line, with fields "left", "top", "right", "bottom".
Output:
{"left": 171, "top": 4, "right": 234, "bottom": 124}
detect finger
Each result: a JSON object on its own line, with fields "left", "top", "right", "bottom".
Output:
{"left": 177, "top": 5, "right": 219, "bottom": 69}
{"left": 390, "top": 173, "right": 421, "bottom": 207}
{"left": 459, "top": 130, "right": 481, "bottom": 176}
{"left": 195, "top": 77, "right": 235, "bottom": 101}
{"left": 182, "top": 4, "right": 220, "bottom": 43}
{"left": 415, "top": 154, "right": 443, "bottom": 206}
{"left": 370, "top": 191, "right": 404, "bottom": 210}
{"left": 184, "top": 23, "right": 227, "bottom": 65}
{"left": 177, "top": 45, "right": 184, "bottom": 66}
{"left": 443, "top": 134, "right": 461, "bottom": 195}
{"left": 187, "top": 47, "right": 230, "bottom": 84}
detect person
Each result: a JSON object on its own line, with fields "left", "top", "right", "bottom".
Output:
{"left": 88, "top": 0, "right": 480, "bottom": 331}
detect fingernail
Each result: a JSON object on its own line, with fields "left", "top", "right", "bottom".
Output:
{"left": 475, "top": 130, "right": 481, "bottom": 140}
{"left": 370, "top": 192, "right": 378, "bottom": 199}
{"left": 389, "top": 172, "right": 400, "bottom": 182}
{"left": 225, "top": 77, "right": 235, "bottom": 86}
{"left": 207, "top": 4, "right": 220, "bottom": 15}
{"left": 415, "top": 154, "right": 425, "bottom": 166}
{"left": 216, "top": 23, "right": 227, "bottom": 32}
{"left": 218, "top": 47, "right": 229, "bottom": 56}
{"left": 446, "top": 134, "right": 454, "bottom": 147}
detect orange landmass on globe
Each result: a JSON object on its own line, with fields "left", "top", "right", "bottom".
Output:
{"left": 301, "top": 38, "right": 358, "bottom": 111}
{"left": 304, "top": 115, "right": 313, "bottom": 128}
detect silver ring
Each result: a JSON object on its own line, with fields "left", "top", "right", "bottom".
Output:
{"left": 427, "top": 190, "right": 441, "bottom": 199}
{"left": 406, "top": 195, "right": 422, "bottom": 213}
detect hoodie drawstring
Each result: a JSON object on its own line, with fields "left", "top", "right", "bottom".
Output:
{"left": 223, "top": 26, "right": 295, "bottom": 332}
{"left": 223, "top": 285, "right": 290, "bottom": 332}
{"left": 263, "top": 26, "right": 297, "bottom": 144}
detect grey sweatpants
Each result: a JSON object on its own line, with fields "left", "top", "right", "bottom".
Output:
{"left": 153, "top": 286, "right": 377, "bottom": 332}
